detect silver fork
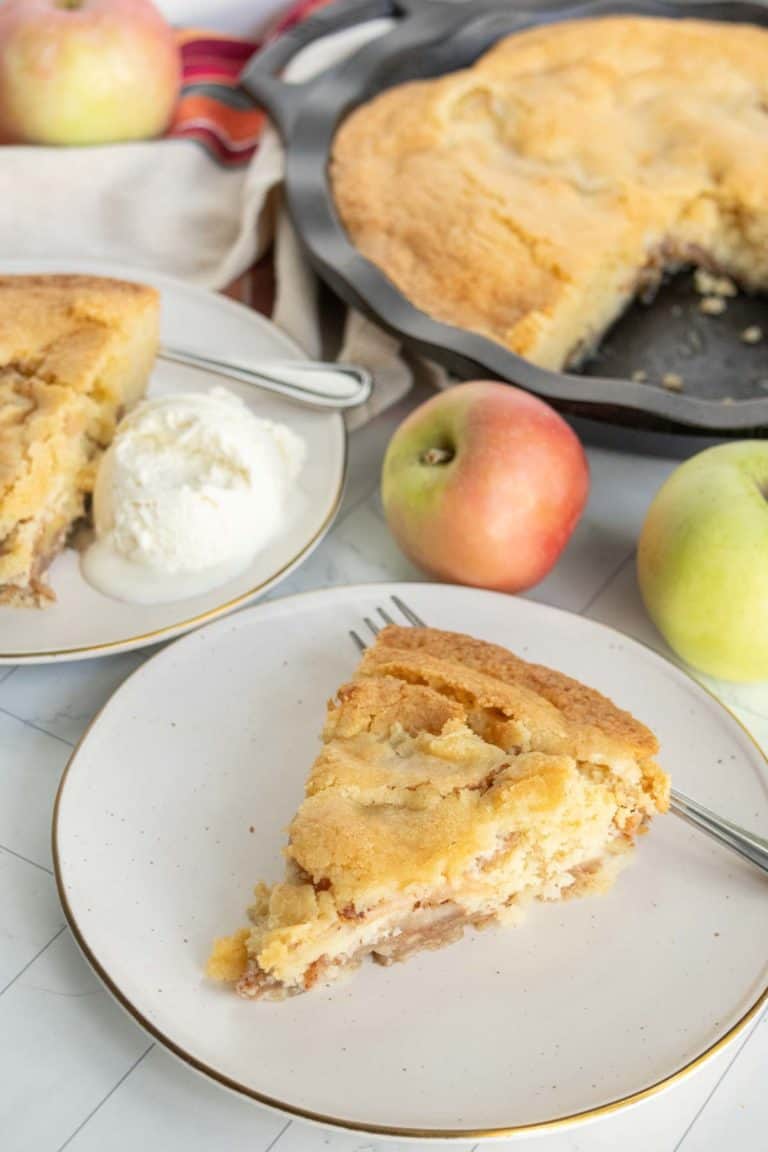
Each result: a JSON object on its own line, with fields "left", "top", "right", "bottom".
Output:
{"left": 351, "top": 595, "right": 768, "bottom": 877}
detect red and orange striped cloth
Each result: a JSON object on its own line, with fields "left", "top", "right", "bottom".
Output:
{"left": 170, "top": 0, "right": 332, "bottom": 166}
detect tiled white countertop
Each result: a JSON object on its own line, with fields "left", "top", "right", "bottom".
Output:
{"left": 1, "top": 379, "right": 765, "bottom": 1152}
{"left": 3, "top": 4, "right": 766, "bottom": 1146}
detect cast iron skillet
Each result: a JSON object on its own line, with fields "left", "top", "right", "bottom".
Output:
{"left": 241, "top": 0, "right": 768, "bottom": 453}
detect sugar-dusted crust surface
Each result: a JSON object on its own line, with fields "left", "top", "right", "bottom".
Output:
{"left": 362, "top": 625, "right": 661, "bottom": 765}
{"left": 331, "top": 17, "right": 768, "bottom": 369}
{"left": 208, "top": 627, "right": 670, "bottom": 999}
{"left": 0, "top": 275, "right": 159, "bottom": 605}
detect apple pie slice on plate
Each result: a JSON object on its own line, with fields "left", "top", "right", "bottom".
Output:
{"left": 208, "top": 624, "right": 670, "bottom": 999}
{"left": 0, "top": 274, "right": 159, "bottom": 606}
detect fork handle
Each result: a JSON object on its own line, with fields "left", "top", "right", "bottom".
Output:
{"left": 159, "top": 347, "right": 373, "bottom": 411}
{"left": 670, "top": 787, "right": 768, "bottom": 876}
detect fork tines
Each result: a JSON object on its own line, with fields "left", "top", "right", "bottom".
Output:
{"left": 348, "top": 594, "right": 424, "bottom": 652}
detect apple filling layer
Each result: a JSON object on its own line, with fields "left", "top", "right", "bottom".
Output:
{"left": 208, "top": 626, "right": 669, "bottom": 1000}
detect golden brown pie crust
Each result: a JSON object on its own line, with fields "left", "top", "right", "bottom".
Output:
{"left": 0, "top": 275, "right": 159, "bottom": 605}
{"left": 208, "top": 626, "right": 669, "bottom": 999}
{"left": 331, "top": 17, "right": 768, "bottom": 369}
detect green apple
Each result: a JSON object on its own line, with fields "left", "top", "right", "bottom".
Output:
{"left": 637, "top": 441, "right": 768, "bottom": 681}
{"left": 0, "top": 0, "right": 180, "bottom": 146}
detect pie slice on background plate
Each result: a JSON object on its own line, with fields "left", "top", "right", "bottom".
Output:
{"left": 0, "top": 274, "right": 159, "bottom": 606}
{"left": 208, "top": 625, "right": 670, "bottom": 999}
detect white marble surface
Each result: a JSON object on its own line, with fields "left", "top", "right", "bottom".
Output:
{"left": 0, "top": 377, "right": 765, "bottom": 1152}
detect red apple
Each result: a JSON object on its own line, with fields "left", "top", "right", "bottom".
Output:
{"left": 382, "top": 381, "right": 589, "bottom": 591}
{"left": 0, "top": 0, "right": 180, "bottom": 145}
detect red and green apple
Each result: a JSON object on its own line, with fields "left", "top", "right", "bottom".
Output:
{"left": 382, "top": 381, "right": 589, "bottom": 592}
{"left": 0, "top": 0, "right": 180, "bottom": 145}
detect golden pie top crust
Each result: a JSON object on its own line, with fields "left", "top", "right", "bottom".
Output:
{"left": 0, "top": 274, "right": 157, "bottom": 370}
{"left": 288, "top": 626, "right": 667, "bottom": 910}
{"left": 358, "top": 625, "right": 660, "bottom": 761}
{"left": 331, "top": 17, "right": 768, "bottom": 369}
{"left": 0, "top": 275, "right": 159, "bottom": 599}
{"left": 0, "top": 275, "right": 160, "bottom": 488}
{"left": 208, "top": 626, "right": 670, "bottom": 990}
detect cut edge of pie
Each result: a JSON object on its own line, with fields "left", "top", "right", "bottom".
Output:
{"left": 0, "top": 275, "right": 160, "bottom": 606}
{"left": 207, "top": 625, "right": 670, "bottom": 1000}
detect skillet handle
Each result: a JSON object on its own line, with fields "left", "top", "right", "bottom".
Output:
{"left": 241, "top": 0, "right": 417, "bottom": 139}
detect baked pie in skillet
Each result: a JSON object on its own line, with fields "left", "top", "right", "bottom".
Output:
{"left": 331, "top": 17, "right": 768, "bottom": 370}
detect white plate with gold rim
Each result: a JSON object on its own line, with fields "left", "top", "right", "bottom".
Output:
{"left": 54, "top": 583, "right": 768, "bottom": 1139}
{"left": 0, "top": 259, "right": 345, "bottom": 664}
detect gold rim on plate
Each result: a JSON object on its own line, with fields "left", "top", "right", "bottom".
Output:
{"left": 51, "top": 584, "right": 768, "bottom": 1140}
{"left": 0, "top": 432, "right": 346, "bottom": 663}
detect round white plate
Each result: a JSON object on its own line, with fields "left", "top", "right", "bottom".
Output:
{"left": 0, "top": 259, "right": 345, "bottom": 664}
{"left": 54, "top": 583, "right": 768, "bottom": 1139}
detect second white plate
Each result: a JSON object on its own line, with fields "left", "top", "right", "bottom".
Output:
{"left": 0, "top": 259, "right": 345, "bottom": 663}
{"left": 54, "top": 583, "right": 768, "bottom": 1139}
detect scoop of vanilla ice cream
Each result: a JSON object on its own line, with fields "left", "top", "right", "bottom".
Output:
{"left": 92, "top": 388, "right": 305, "bottom": 573}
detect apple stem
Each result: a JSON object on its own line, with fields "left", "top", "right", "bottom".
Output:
{"left": 420, "top": 447, "right": 454, "bottom": 466}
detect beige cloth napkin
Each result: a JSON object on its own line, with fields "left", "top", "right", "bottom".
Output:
{"left": 267, "top": 18, "right": 419, "bottom": 429}
{"left": 0, "top": 17, "right": 419, "bottom": 430}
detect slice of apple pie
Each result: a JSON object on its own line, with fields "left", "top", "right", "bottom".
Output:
{"left": 208, "top": 625, "right": 669, "bottom": 999}
{"left": 0, "top": 275, "right": 159, "bottom": 605}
